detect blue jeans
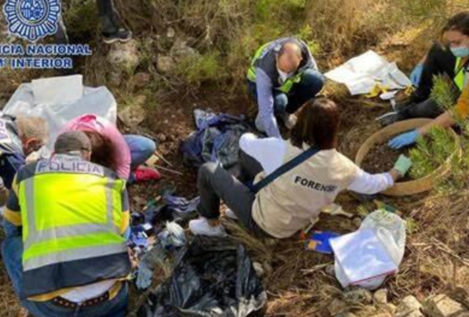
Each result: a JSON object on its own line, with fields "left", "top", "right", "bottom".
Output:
{"left": 248, "top": 68, "right": 325, "bottom": 114}
{"left": 1, "top": 236, "right": 128, "bottom": 317}
{"left": 123, "top": 135, "right": 156, "bottom": 182}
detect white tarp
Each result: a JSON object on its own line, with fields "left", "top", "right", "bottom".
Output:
{"left": 2, "top": 75, "right": 117, "bottom": 153}
{"left": 325, "top": 50, "right": 412, "bottom": 96}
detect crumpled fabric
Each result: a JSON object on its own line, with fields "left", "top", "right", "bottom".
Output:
{"left": 181, "top": 109, "right": 251, "bottom": 168}
{"left": 137, "top": 236, "right": 267, "bottom": 317}
{"left": 163, "top": 194, "right": 200, "bottom": 219}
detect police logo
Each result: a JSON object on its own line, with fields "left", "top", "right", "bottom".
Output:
{"left": 3, "top": 0, "right": 61, "bottom": 42}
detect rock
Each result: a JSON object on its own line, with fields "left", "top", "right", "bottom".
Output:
{"left": 423, "top": 294, "right": 467, "bottom": 317}
{"left": 157, "top": 133, "right": 167, "bottom": 142}
{"left": 262, "top": 261, "right": 273, "bottom": 275}
{"left": 157, "top": 55, "right": 176, "bottom": 73}
{"left": 329, "top": 299, "right": 349, "bottom": 316}
{"left": 253, "top": 262, "right": 265, "bottom": 278}
{"left": 109, "top": 70, "right": 123, "bottom": 87}
{"left": 395, "top": 296, "right": 423, "bottom": 317}
{"left": 167, "top": 27, "right": 176, "bottom": 38}
{"left": 170, "top": 38, "right": 200, "bottom": 60}
{"left": 133, "top": 72, "right": 151, "bottom": 88}
{"left": 386, "top": 304, "right": 397, "bottom": 314}
{"left": 343, "top": 287, "right": 373, "bottom": 306}
{"left": 374, "top": 289, "right": 389, "bottom": 305}
{"left": 118, "top": 97, "right": 147, "bottom": 127}
{"left": 352, "top": 217, "right": 362, "bottom": 228}
{"left": 107, "top": 40, "right": 140, "bottom": 72}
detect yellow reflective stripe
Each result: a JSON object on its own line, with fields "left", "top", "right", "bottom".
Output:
{"left": 279, "top": 73, "right": 303, "bottom": 93}
{"left": 23, "top": 236, "right": 127, "bottom": 271}
{"left": 120, "top": 210, "right": 130, "bottom": 234}
{"left": 3, "top": 208, "right": 21, "bottom": 226}
{"left": 247, "top": 42, "right": 273, "bottom": 81}
{"left": 454, "top": 57, "right": 467, "bottom": 91}
{"left": 11, "top": 174, "right": 18, "bottom": 195}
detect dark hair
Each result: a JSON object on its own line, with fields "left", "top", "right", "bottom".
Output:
{"left": 83, "top": 131, "right": 119, "bottom": 172}
{"left": 290, "top": 97, "right": 340, "bottom": 150}
{"left": 443, "top": 11, "right": 469, "bottom": 36}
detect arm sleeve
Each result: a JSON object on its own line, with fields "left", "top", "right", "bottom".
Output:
{"left": 239, "top": 133, "right": 286, "bottom": 174}
{"left": 347, "top": 169, "right": 395, "bottom": 195}
{"left": 454, "top": 83, "right": 469, "bottom": 119}
{"left": 255, "top": 69, "right": 281, "bottom": 139}
{"left": 120, "top": 187, "right": 130, "bottom": 235}
{"left": 3, "top": 175, "right": 22, "bottom": 227}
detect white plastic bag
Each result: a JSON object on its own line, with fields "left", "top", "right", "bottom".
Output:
{"left": 334, "top": 210, "right": 406, "bottom": 290}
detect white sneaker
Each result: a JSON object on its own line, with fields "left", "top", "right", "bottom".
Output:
{"left": 224, "top": 209, "right": 238, "bottom": 220}
{"left": 189, "top": 218, "right": 227, "bottom": 237}
{"left": 282, "top": 113, "right": 297, "bottom": 130}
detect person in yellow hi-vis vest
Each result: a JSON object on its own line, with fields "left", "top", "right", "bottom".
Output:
{"left": 387, "top": 12, "right": 469, "bottom": 149}
{"left": 379, "top": 11, "right": 469, "bottom": 127}
{"left": 247, "top": 37, "right": 325, "bottom": 139}
{"left": 1, "top": 131, "right": 132, "bottom": 317}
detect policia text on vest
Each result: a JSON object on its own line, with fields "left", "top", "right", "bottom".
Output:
{"left": 293, "top": 175, "right": 337, "bottom": 193}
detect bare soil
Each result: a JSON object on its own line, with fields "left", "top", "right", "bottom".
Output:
{"left": 361, "top": 142, "right": 413, "bottom": 182}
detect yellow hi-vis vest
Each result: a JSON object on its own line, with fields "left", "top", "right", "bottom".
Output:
{"left": 19, "top": 156, "right": 131, "bottom": 298}
{"left": 247, "top": 38, "right": 315, "bottom": 94}
{"left": 454, "top": 57, "right": 468, "bottom": 91}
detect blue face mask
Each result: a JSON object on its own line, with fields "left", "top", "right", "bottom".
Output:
{"left": 451, "top": 46, "right": 469, "bottom": 57}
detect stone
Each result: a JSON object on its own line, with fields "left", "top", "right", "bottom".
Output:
{"left": 167, "top": 27, "right": 176, "bottom": 38}
{"left": 394, "top": 296, "right": 423, "bottom": 317}
{"left": 107, "top": 40, "right": 140, "bottom": 72}
{"left": 157, "top": 133, "right": 167, "bottom": 142}
{"left": 109, "top": 70, "right": 123, "bottom": 87}
{"left": 133, "top": 72, "right": 151, "bottom": 88}
{"left": 423, "top": 294, "right": 467, "bottom": 317}
{"left": 374, "top": 289, "right": 389, "bottom": 305}
{"left": 326, "top": 264, "right": 335, "bottom": 276}
{"left": 386, "top": 304, "right": 397, "bottom": 314}
{"left": 170, "top": 38, "right": 200, "bottom": 60}
{"left": 253, "top": 262, "right": 265, "bottom": 278}
{"left": 352, "top": 217, "right": 362, "bottom": 228}
{"left": 157, "top": 55, "right": 176, "bottom": 73}
{"left": 343, "top": 287, "right": 373, "bottom": 305}
{"left": 329, "top": 299, "right": 349, "bottom": 316}
{"left": 118, "top": 97, "right": 147, "bottom": 127}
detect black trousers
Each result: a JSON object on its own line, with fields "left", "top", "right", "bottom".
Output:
{"left": 196, "top": 152, "right": 269, "bottom": 237}
{"left": 56, "top": 0, "right": 121, "bottom": 44}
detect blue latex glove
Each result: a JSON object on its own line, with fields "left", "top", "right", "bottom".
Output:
{"left": 388, "top": 130, "right": 419, "bottom": 149}
{"left": 410, "top": 64, "right": 424, "bottom": 87}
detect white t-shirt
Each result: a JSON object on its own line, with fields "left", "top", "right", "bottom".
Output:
{"left": 239, "top": 133, "right": 394, "bottom": 194}
{"left": 62, "top": 280, "right": 117, "bottom": 303}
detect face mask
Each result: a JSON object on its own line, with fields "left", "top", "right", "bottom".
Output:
{"left": 450, "top": 46, "right": 469, "bottom": 57}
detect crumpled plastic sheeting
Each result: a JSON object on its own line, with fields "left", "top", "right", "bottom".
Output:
{"left": 325, "top": 50, "right": 412, "bottom": 96}
{"left": 2, "top": 78, "right": 116, "bottom": 152}
{"left": 181, "top": 109, "right": 251, "bottom": 169}
{"left": 138, "top": 236, "right": 267, "bottom": 317}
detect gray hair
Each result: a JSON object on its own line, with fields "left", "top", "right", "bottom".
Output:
{"left": 54, "top": 131, "right": 92, "bottom": 155}
{"left": 16, "top": 116, "right": 48, "bottom": 142}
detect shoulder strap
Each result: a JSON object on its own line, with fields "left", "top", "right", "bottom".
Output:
{"left": 252, "top": 146, "right": 320, "bottom": 193}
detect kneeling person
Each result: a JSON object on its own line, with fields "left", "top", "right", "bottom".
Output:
{"left": 247, "top": 37, "right": 325, "bottom": 138}
{"left": 1, "top": 131, "right": 132, "bottom": 317}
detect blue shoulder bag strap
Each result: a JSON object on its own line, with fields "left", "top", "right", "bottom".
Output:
{"left": 251, "top": 146, "right": 320, "bottom": 194}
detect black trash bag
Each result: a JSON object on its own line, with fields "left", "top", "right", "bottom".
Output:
{"left": 138, "top": 236, "right": 267, "bottom": 317}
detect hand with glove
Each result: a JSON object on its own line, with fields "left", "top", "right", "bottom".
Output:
{"left": 410, "top": 64, "right": 424, "bottom": 87}
{"left": 392, "top": 155, "right": 413, "bottom": 177}
{"left": 388, "top": 130, "right": 420, "bottom": 149}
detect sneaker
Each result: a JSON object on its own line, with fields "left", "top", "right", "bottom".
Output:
{"left": 103, "top": 28, "right": 133, "bottom": 44}
{"left": 282, "top": 113, "right": 297, "bottom": 130}
{"left": 224, "top": 209, "right": 238, "bottom": 220}
{"left": 189, "top": 218, "right": 227, "bottom": 237}
{"left": 134, "top": 166, "right": 162, "bottom": 183}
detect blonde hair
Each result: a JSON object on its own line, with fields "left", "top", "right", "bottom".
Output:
{"left": 16, "top": 116, "right": 48, "bottom": 142}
